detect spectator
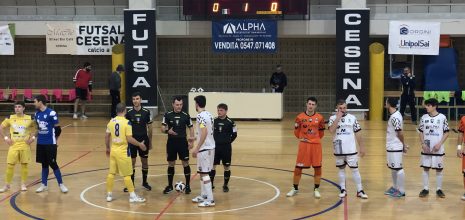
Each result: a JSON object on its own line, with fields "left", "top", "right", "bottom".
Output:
{"left": 109, "top": 65, "right": 124, "bottom": 118}
{"left": 399, "top": 67, "right": 417, "bottom": 125}
{"left": 73, "top": 62, "right": 93, "bottom": 119}
{"left": 270, "top": 65, "right": 287, "bottom": 93}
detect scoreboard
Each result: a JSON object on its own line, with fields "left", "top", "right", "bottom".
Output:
{"left": 183, "top": 0, "right": 308, "bottom": 16}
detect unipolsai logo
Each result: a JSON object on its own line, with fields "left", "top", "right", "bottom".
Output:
{"left": 400, "top": 25, "right": 409, "bottom": 35}
{"left": 223, "top": 23, "right": 236, "bottom": 34}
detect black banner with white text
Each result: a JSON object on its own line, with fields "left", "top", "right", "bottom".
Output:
{"left": 336, "top": 9, "right": 370, "bottom": 110}
{"left": 124, "top": 9, "right": 157, "bottom": 107}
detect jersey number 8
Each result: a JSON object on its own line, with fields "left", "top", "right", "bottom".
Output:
{"left": 115, "top": 123, "right": 120, "bottom": 137}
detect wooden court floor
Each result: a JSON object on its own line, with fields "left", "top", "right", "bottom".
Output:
{"left": 0, "top": 114, "right": 465, "bottom": 220}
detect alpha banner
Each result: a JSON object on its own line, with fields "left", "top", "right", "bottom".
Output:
{"left": 336, "top": 9, "right": 370, "bottom": 111}
{"left": 212, "top": 19, "right": 277, "bottom": 53}
{"left": 0, "top": 24, "right": 14, "bottom": 55}
{"left": 388, "top": 21, "right": 440, "bottom": 55}
{"left": 124, "top": 9, "right": 157, "bottom": 108}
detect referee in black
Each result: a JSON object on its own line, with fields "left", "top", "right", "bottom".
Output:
{"left": 161, "top": 96, "right": 195, "bottom": 194}
{"left": 210, "top": 103, "right": 237, "bottom": 192}
{"left": 124, "top": 92, "right": 153, "bottom": 191}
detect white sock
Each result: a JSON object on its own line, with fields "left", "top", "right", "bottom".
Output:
{"left": 351, "top": 168, "right": 363, "bottom": 192}
{"left": 338, "top": 168, "right": 346, "bottom": 190}
{"left": 391, "top": 170, "right": 398, "bottom": 188}
{"left": 200, "top": 180, "right": 206, "bottom": 197}
{"left": 397, "top": 169, "right": 405, "bottom": 193}
{"left": 204, "top": 181, "right": 214, "bottom": 201}
{"left": 436, "top": 170, "right": 443, "bottom": 190}
{"left": 422, "top": 169, "right": 429, "bottom": 190}
{"left": 129, "top": 192, "right": 137, "bottom": 198}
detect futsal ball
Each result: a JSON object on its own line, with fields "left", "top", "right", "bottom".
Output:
{"left": 175, "top": 181, "right": 186, "bottom": 192}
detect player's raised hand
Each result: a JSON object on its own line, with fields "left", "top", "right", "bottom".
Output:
{"left": 168, "top": 128, "right": 178, "bottom": 136}
{"left": 139, "top": 140, "right": 147, "bottom": 151}
{"left": 336, "top": 110, "right": 344, "bottom": 118}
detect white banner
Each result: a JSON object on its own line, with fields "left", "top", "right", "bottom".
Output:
{"left": 46, "top": 22, "right": 76, "bottom": 54}
{"left": 388, "top": 21, "right": 440, "bottom": 55}
{"left": 46, "top": 22, "right": 124, "bottom": 55}
{"left": 0, "top": 25, "right": 14, "bottom": 55}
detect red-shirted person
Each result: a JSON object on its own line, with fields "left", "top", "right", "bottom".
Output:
{"left": 73, "top": 62, "right": 93, "bottom": 119}
{"left": 287, "top": 97, "right": 325, "bottom": 199}
{"left": 456, "top": 116, "right": 465, "bottom": 201}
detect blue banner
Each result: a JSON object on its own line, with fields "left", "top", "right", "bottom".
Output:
{"left": 212, "top": 19, "right": 277, "bottom": 53}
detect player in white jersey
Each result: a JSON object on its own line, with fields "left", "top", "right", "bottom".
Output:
{"left": 418, "top": 98, "right": 449, "bottom": 198}
{"left": 328, "top": 99, "right": 368, "bottom": 199}
{"left": 191, "top": 95, "right": 216, "bottom": 207}
{"left": 384, "top": 98, "right": 407, "bottom": 197}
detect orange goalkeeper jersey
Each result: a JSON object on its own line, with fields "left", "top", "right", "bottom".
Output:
{"left": 294, "top": 112, "right": 325, "bottom": 144}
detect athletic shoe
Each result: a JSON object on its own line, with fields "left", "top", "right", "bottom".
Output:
{"left": 106, "top": 193, "right": 113, "bottom": 202}
{"left": 123, "top": 187, "right": 128, "bottom": 192}
{"left": 59, "top": 184, "right": 69, "bottom": 193}
{"left": 20, "top": 184, "right": 27, "bottom": 191}
{"left": 436, "top": 189, "right": 445, "bottom": 198}
{"left": 384, "top": 186, "right": 396, "bottom": 195}
{"left": 0, "top": 185, "right": 10, "bottom": 193}
{"left": 80, "top": 115, "right": 88, "bottom": 119}
{"left": 198, "top": 200, "right": 215, "bottom": 207}
{"left": 390, "top": 189, "right": 405, "bottom": 198}
{"left": 314, "top": 188, "right": 321, "bottom": 199}
{"left": 286, "top": 189, "right": 299, "bottom": 197}
{"left": 192, "top": 195, "right": 206, "bottom": 203}
{"left": 142, "top": 182, "right": 152, "bottom": 191}
{"left": 163, "top": 186, "right": 173, "bottom": 194}
{"left": 185, "top": 185, "right": 191, "bottom": 194}
{"left": 357, "top": 190, "right": 368, "bottom": 199}
{"left": 35, "top": 184, "right": 48, "bottom": 193}
{"left": 223, "top": 185, "right": 229, "bottom": 193}
{"left": 461, "top": 193, "right": 465, "bottom": 201}
{"left": 129, "top": 195, "right": 146, "bottom": 203}
{"left": 73, "top": 114, "right": 78, "bottom": 119}
{"left": 339, "top": 189, "right": 347, "bottom": 198}
{"left": 212, "top": 185, "right": 215, "bottom": 190}
{"left": 419, "top": 189, "right": 429, "bottom": 197}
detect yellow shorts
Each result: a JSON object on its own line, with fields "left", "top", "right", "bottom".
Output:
{"left": 7, "top": 148, "right": 31, "bottom": 164}
{"left": 109, "top": 151, "right": 133, "bottom": 177}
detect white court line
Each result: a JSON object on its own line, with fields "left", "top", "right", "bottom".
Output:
{"left": 80, "top": 174, "right": 280, "bottom": 215}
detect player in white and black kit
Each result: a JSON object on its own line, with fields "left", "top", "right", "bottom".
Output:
{"left": 191, "top": 95, "right": 216, "bottom": 207}
{"left": 384, "top": 98, "right": 407, "bottom": 197}
{"left": 418, "top": 98, "right": 449, "bottom": 198}
{"left": 328, "top": 99, "right": 368, "bottom": 199}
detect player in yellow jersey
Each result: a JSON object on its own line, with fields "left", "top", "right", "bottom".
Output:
{"left": 105, "top": 103, "right": 147, "bottom": 203}
{"left": 0, "top": 101, "right": 36, "bottom": 192}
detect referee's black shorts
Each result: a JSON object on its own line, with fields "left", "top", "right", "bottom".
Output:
{"left": 214, "top": 143, "right": 232, "bottom": 166}
{"left": 129, "top": 135, "right": 150, "bottom": 158}
{"left": 36, "top": 144, "right": 58, "bottom": 165}
{"left": 166, "top": 138, "right": 189, "bottom": 161}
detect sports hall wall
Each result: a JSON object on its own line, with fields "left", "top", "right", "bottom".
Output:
{"left": 2, "top": 37, "right": 465, "bottom": 114}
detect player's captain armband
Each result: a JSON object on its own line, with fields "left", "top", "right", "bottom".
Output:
{"left": 200, "top": 123, "right": 206, "bottom": 128}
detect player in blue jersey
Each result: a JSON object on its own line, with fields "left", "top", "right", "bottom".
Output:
{"left": 33, "top": 95, "right": 68, "bottom": 193}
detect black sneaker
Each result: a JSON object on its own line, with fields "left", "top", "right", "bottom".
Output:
{"left": 163, "top": 185, "right": 173, "bottom": 194}
{"left": 142, "top": 182, "right": 152, "bottom": 191}
{"left": 212, "top": 185, "right": 215, "bottom": 190}
{"left": 223, "top": 185, "right": 229, "bottom": 192}
{"left": 123, "top": 187, "right": 128, "bottom": 193}
{"left": 436, "top": 189, "right": 445, "bottom": 198}
{"left": 185, "top": 185, "right": 191, "bottom": 194}
{"left": 419, "top": 189, "right": 429, "bottom": 197}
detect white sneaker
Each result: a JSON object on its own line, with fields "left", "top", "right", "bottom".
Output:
{"left": 36, "top": 184, "right": 48, "bottom": 193}
{"left": 286, "top": 188, "right": 299, "bottom": 197}
{"left": 192, "top": 195, "right": 206, "bottom": 203}
{"left": 198, "top": 200, "right": 215, "bottom": 207}
{"left": 59, "top": 184, "right": 68, "bottom": 193}
{"left": 106, "top": 193, "right": 113, "bottom": 202}
{"left": 339, "top": 189, "right": 347, "bottom": 198}
{"left": 461, "top": 193, "right": 465, "bottom": 201}
{"left": 357, "top": 190, "right": 368, "bottom": 199}
{"left": 80, "top": 115, "right": 88, "bottom": 119}
{"left": 0, "top": 185, "right": 10, "bottom": 193}
{"left": 20, "top": 184, "right": 27, "bottom": 191}
{"left": 314, "top": 188, "right": 321, "bottom": 199}
{"left": 129, "top": 195, "right": 146, "bottom": 203}
{"left": 73, "top": 114, "right": 78, "bottom": 119}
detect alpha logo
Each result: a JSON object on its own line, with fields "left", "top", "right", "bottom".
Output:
{"left": 223, "top": 23, "right": 236, "bottom": 34}
{"left": 400, "top": 25, "right": 408, "bottom": 35}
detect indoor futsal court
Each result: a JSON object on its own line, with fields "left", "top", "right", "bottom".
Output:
{"left": 2, "top": 0, "right": 465, "bottom": 220}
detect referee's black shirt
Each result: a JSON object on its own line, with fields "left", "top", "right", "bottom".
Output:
{"left": 126, "top": 107, "right": 152, "bottom": 137}
{"left": 162, "top": 111, "right": 193, "bottom": 138}
{"left": 214, "top": 117, "right": 237, "bottom": 145}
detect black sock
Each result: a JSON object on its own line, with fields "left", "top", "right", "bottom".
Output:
{"left": 131, "top": 169, "right": 135, "bottom": 184}
{"left": 142, "top": 168, "right": 148, "bottom": 184}
{"left": 168, "top": 167, "right": 175, "bottom": 187}
{"left": 224, "top": 170, "right": 231, "bottom": 186}
{"left": 314, "top": 184, "right": 320, "bottom": 189}
{"left": 293, "top": 184, "right": 299, "bottom": 190}
{"left": 210, "top": 169, "right": 216, "bottom": 185}
{"left": 184, "top": 166, "right": 191, "bottom": 186}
